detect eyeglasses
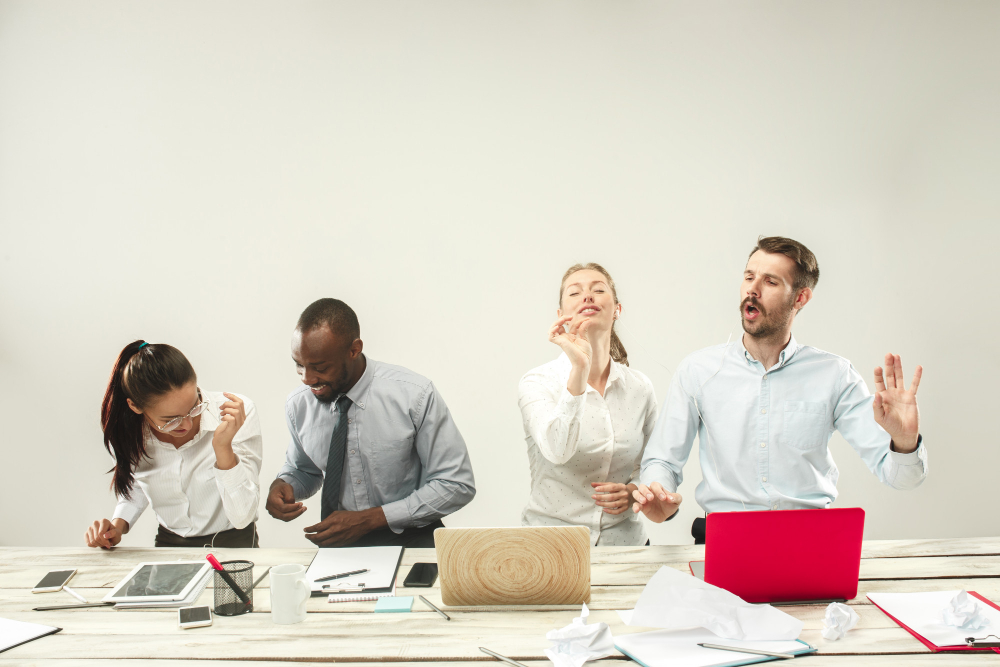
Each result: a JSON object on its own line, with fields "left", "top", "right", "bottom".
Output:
{"left": 154, "top": 391, "right": 209, "bottom": 433}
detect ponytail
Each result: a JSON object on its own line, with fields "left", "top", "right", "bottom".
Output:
{"left": 101, "top": 341, "right": 197, "bottom": 499}
{"left": 610, "top": 328, "right": 629, "bottom": 367}
{"left": 559, "top": 262, "right": 630, "bottom": 367}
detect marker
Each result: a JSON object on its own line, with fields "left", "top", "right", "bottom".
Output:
{"left": 698, "top": 643, "right": 796, "bottom": 659}
{"left": 206, "top": 554, "right": 250, "bottom": 605}
{"left": 315, "top": 568, "right": 369, "bottom": 583}
{"left": 62, "top": 587, "right": 88, "bottom": 604}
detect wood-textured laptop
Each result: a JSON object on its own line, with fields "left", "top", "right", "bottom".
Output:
{"left": 434, "top": 526, "right": 591, "bottom": 606}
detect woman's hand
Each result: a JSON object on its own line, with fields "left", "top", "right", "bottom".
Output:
{"left": 84, "top": 518, "right": 127, "bottom": 549}
{"left": 212, "top": 392, "right": 245, "bottom": 470}
{"left": 549, "top": 315, "right": 593, "bottom": 395}
{"left": 591, "top": 482, "right": 634, "bottom": 515}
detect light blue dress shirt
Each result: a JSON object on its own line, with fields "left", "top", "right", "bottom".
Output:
{"left": 641, "top": 336, "right": 928, "bottom": 513}
{"left": 278, "top": 356, "right": 476, "bottom": 533}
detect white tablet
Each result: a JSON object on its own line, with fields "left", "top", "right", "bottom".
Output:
{"left": 102, "top": 561, "right": 212, "bottom": 604}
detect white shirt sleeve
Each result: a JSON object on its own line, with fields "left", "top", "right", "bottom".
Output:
{"left": 630, "top": 382, "right": 659, "bottom": 483}
{"left": 212, "top": 397, "right": 263, "bottom": 530}
{"left": 518, "top": 369, "right": 588, "bottom": 465}
{"left": 112, "top": 484, "right": 149, "bottom": 529}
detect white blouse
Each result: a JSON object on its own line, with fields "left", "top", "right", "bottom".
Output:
{"left": 518, "top": 354, "right": 658, "bottom": 546}
{"left": 112, "top": 390, "right": 263, "bottom": 538}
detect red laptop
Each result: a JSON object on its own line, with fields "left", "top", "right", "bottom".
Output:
{"left": 689, "top": 507, "right": 865, "bottom": 604}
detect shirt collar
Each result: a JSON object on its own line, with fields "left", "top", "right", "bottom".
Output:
{"left": 343, "top": 355, "right": 374, "bottom": 410}
{"left": 556, "top": 353, "right": 624, "bottom": 390}
{"left": 739, "top": 335, "right": 800, "bottom": 370}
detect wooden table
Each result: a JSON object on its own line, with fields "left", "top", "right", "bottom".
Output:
{"left": 2, "top": 538, "right": 999, "bottom": 666}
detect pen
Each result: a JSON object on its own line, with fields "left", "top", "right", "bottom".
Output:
{"left": 252, "top": 567, "right": 271, "bottom": 590}
{"left": 315, "top": 568, "right": 369, "bottom": 583}
{"left": 206, "top": 554, "right": 251, "bottom": 605}
{"left": 62, "top": 586, "right": 88, "bottom": 603}
{"left": 698, "top": 643, "right": 796, "bottom": 659}
{"left": 34, "top": 602, "right": 115, "bottom": 611}
{"left": 418, "top": 595, "right": 450, "bottom": 620}
{"left": 479, "top": 647, "right": 530, "bottom": 667}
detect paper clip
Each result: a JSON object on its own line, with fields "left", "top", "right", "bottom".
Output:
{"left": 965, "top": 634, "right": 1000, "bottom": 648}
{"left": 323, "top": 583, "right": 366, "bottom": 593}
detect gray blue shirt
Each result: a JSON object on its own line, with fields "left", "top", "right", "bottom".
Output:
{"left": 641, "top": 336, "right": 928, "bottom": 513}
{"left": 278, "top": 356, "right": 476, "bottom": 532}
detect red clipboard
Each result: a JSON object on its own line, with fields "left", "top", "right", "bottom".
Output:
{"left": 867, "top": 591, "right": 1000, "bottom": 653}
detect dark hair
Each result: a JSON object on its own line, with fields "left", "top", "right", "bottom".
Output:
{"left": 749, "top": 236, "right": 820, "bottom": 290}
{"left": 559, "top": 263, "right": 629, "bottom": 367}
{"left": 101, "top": 341, "right": 197, "bottom": 499}
{"left": 296, "top": 298, "right": 361, "bottom": 341}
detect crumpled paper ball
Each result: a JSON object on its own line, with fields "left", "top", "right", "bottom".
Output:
{"left": 544, "top": 603, "right": 615, "bottom": 667}
{"left": 821, "top": 602, "right": 859, "bottom": 641}
{"left": 942, "top": 590, "right": 991, "bottom": 631}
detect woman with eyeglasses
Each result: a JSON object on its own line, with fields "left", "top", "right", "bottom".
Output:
{"left": 84, "top": 340, "right": 263, "bottom": 548}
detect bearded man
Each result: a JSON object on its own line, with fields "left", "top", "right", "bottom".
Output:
{"left": 632, "top": 237, "right": 926, "bottom": 544}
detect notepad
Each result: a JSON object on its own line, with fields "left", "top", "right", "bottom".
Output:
{"left": 374, "top": 596, "right": 413, "bottom": 613}
{"left": 0, "top": 617, "right": 61, "bottom": 654}
{"left": 615, "top": 628, "right": 815, "bottom": 667}
{"left": 305, "top": 546, "right": 403, "bottom": 599}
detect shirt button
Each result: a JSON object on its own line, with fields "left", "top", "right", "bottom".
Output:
{"left": 761, "top": 408, "right": 767, "bottom": 414}
{"left": 772, "top": 503, "right": 778, "bottom": 509}
{"left": 350, "top": 450, "right": 355, "bottom": 454}
{"left": 348, "top": 419, "right": 352, "bottom": 424}
{"left": 355, "top": 479, "right": 361, "bottom": 484}
{"left": 762, "top": 476, "right": 767, "bottom": 482}
{"left": 359, "top": 403, "right": 364, "bottom": 408}
{"left": 760, "top": 442, "right": 766, "bottom": 448}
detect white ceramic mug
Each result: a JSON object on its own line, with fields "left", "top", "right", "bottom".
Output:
{"left": 270, "top": 563, "right": 310, "bottom": 624}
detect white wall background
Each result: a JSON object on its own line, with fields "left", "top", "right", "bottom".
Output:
{"left": 1, "top": 1, "right": 998, "bottom": 548}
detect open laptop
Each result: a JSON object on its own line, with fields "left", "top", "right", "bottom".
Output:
{"left": 434, "top": 526, "right": 591, "bottom": 606}
{"left": 688, "top": 507, "right": 865, "bottom": 604}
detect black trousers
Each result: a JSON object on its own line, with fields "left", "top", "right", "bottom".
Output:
{"left": 328, "top": 519, "right": 445, "bottom": 549}
{"left": 692, "top": 517, "right": 707, "bottom": 545}
{"left": 155, "top": 523, "right": 259, "bottom": 548}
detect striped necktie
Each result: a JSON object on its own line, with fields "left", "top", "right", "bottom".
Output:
{"left": 320, "top": 394, "right": 352, "bottom": 519}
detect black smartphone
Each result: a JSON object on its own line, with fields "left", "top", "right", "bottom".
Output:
{"left": 403, "top": 562, "right": 438, "bottom": 588}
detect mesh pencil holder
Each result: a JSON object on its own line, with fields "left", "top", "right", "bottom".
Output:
{"left": 213, "top": 560, "right": 254, "bottom": 616}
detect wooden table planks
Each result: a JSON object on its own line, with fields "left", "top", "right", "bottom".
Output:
{"left": 1, "top": 538, "right": 997, "bottom": 665}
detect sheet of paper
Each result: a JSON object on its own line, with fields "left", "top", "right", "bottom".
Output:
{"left": 0, "top": 617, "right": 60, "bottom": 654}
{"left": 867, "top": 591, "right": 1000, "bottom": 647}
{"left": 615, "top": 628, "right": 812, "bottom": 667}
{"left": 305, "top": 546, "right": 403, "bottom": 594}
{"left": 625, "top": 566, "right": 803, "bottom": 640}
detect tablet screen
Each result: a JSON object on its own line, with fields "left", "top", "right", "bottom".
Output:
{"left": 110, "top": 563, "right": 205, "bottom": 599}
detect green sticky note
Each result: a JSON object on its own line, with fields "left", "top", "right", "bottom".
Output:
{"left": 374, "top": 596, "right": 413, "bottom": 613}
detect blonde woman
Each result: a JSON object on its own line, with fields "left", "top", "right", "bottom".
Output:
{"left": 518, "top": 263, "right": 658, "bottom": 546}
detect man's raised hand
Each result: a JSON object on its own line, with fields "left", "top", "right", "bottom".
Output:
{"left": 873, "top": 353, "right": 922, "bottom": 453}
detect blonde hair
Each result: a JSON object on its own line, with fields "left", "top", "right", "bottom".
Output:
{"left": 559, "top": 262, "right": 629, "bottom": 367}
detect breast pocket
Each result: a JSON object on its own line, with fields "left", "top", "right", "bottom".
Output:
{"left": 370, "top": 436, "right": 419, "bottom": 491}
{"left": 783, "top": 401, "right": 831, "bottom": 450}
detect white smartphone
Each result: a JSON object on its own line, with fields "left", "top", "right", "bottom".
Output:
{"left": 178, "top": 605, "right": 213, "bottom": 629}
{"left": 31, "top": 569, "right": 77, "bottom": 593}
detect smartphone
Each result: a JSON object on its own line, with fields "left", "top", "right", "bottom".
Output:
{"left": 178, "top": 605, "right": 213, "bottom": 629}
{"left": 403, "top": 562, "right": 438, "bottom": 588}
{"left": 32, "top": 570, "right": 77, "bottom": 593}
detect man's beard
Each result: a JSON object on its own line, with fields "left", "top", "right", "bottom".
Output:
{"left": 311, "top": 363, "right": 351, "bottom": 402}
{"left": 740, "top": 295, "right": 795, "bottom": 340}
